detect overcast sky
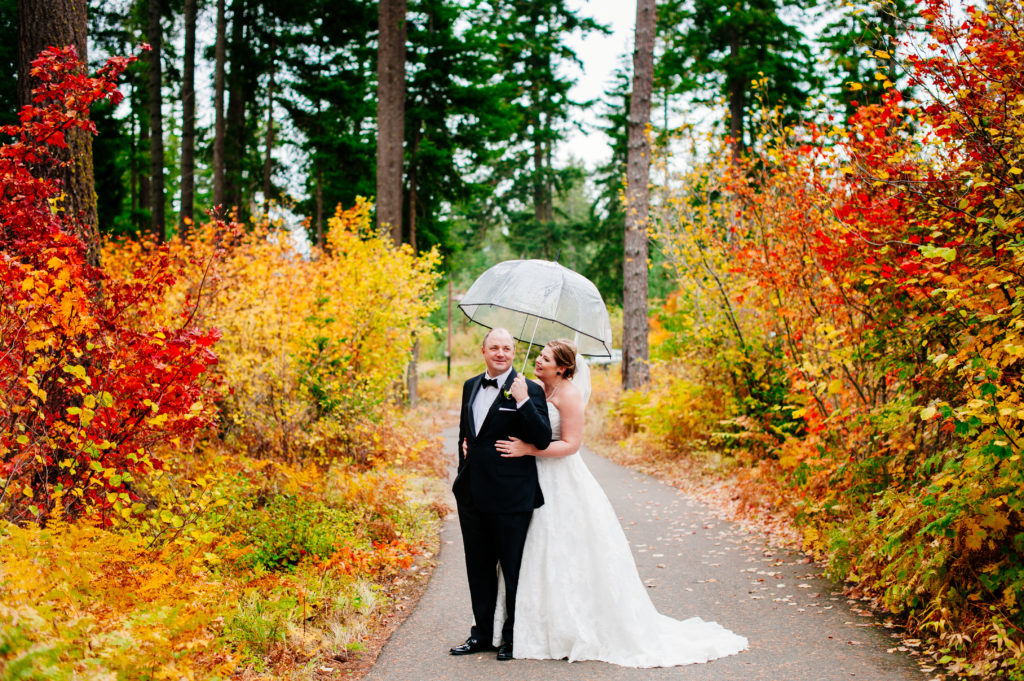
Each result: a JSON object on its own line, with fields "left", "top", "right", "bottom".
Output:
{"left": 560, "top": 0, "right": 637, "bottom": 171}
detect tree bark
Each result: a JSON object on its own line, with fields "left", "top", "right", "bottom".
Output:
{"left": 225, "top": 0, "right": 247, "bottom": 215}
{"left": 179, "top": 0, "right": 197, "bottom": 236}
{"left": 17, "top": 0, "right": 98, "bottom": 262}
{"left": 727, "top": 28, "right": 744, "bottom": 163}
{"left": 147, "top": 0, "right": 165, "bottom": 241}
{"left": 315, "top": 157, "right": 324, "bottom": 249}
{"left": 212, "top": 0, "right": 226, "bottom": 210}
{"left": 622, "top": 0, "right": 656, "bottom": 391}
{"left": 375, "top": 0, "right": 406, "bottom": 243}
{"left": 407, "top": 124, "right": 419, "bottom": 251}
{"left": 138, "top": 93, "right": 151, "bottom": 221}
{"left": 261, "top": 42, "right": 276, "bottom": 221}
{"left": 533, "top": 119, "right": 545, "bottom": 224}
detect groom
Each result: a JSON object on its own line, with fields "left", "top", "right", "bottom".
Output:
{"left": 450, "top": 327, "right": 551, "bottom": 661}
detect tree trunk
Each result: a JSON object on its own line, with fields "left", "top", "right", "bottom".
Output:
{"left": 375, "top": 0, "right": 406, "bottom": 243}
{"left": 407, "top": 125, "right": 419, "bottom": 251}
{"left": 179, "top": 0, "right": 196, "bottom": 236}
{"left": 130, "top": 97, "right": 138, "bottom": 221}
{"left": 261, "top": 43, "right": 276, "bottom": 221}
{"left": 147, "top": 0, "right": 165, "bottom": 241}
{"left": 315, "top": 157, "right": 324, "bottom": 250}
{"left": 139, "top": 96, "right": 151, "bottom": 222}
{"left": 622, "top": 0, "right": 656, "bottom": 391}
{"left": 533, "top": 112, "right": 545, "bottom": 224}
{"left": 543, "top": 133, "right": 553, "bottom": 223}
{"left": 212, "top": 0, "right": 226, "bottom": 211}
{"left": 17, "top": 0, "right": 98, "bottom": 263}
{"left": 727, "top": 29, "right": 744, "bottom": 163}
{"left": 225, "top": 0, "right": 246, "bottom": 215}
{"left": 407, "top": 337, "right": 419, "bottom": 406}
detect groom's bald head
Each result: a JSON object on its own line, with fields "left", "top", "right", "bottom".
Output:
{"left": 481, "top": 328, "right": 515, "bottom": 376}
{"left": 482, "top": 327, "right": 515, "bottom": 349}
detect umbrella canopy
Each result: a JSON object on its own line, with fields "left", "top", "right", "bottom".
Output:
{"left": 458, "top": 259, "right": 613, "bottom": 358}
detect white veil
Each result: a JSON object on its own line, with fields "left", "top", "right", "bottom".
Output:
{"left": 571, "top": 353, "right": 591, "bottom": 408}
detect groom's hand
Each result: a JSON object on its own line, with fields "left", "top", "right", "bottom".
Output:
{"left": 462, "top": 438, "right": 468, "bottom": 458}
{"left": 509, "top": 375, "right": 528, "bottom": 403}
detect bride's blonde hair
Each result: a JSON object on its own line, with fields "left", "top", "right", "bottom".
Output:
{"left": 546, "top": 339, "right": 577, "bottom": 380}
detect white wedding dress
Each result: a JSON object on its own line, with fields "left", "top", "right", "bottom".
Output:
{"left": 503, "top": 401, "right": 748, "bottom": 667}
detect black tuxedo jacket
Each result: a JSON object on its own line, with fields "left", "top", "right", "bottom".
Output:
{"left": 453, "top": 369, "right": 551, "bottom": 513}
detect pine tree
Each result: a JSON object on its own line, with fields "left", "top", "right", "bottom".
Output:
{"left": 179, "top": 0, "right": 197, "bottom": 234}
{"left": 484, "top": 0, "right": 604, "bottom": 230}
{"left": 146, "top": 0, "right": 166, "bottom": 240}
{"left": 661, "top": 0, "right": 816, "bottom": 158}
{"left": 213, "top": 0, "right": 227, "bottom": 210}
{"left": 819, "top": 0, "right": 918, "bottom": 118}
{"left": 0, "top": 0, "right": 16, "bottom": 127}
{"left": 281, "top": 0, "right": 378, "bottom": 244}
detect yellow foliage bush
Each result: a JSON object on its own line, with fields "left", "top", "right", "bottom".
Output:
{"left": 104, "top": 199, "right": 441, "bottom": 464}
{"left": 0, "top": 515, "right": 238, "bottom": 680}
{"left": 613, "top": 359, "right": 731, "bottom": 455}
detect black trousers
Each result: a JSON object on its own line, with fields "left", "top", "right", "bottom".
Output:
{"left": 456, "top": 498, "right": 533, "bottom": 646}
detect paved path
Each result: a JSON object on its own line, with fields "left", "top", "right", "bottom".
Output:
{"left": 366, "top": 427, "right": 924, "bottom": 681}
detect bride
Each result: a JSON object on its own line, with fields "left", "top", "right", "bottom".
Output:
{"left": 494, "top": 339, "right": 748, "bottom": 667}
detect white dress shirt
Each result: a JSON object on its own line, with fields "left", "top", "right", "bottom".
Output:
{"left": 472, "top": 367, "right": 513, "bottom": 436}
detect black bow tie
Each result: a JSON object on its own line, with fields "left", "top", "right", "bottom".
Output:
{"left": 481, "top": 377, "right": 499, "bottom": 390}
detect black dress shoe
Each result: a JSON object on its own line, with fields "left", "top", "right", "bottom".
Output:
{"left": 449, "top": 637, "right": 495, "bottom": 655}
{"left": 496, "top": 642, "right": 513, "bottom": 661}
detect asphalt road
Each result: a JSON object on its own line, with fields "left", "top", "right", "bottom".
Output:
{"left": 365, "top": 426, "right": 925, "bottom": 681}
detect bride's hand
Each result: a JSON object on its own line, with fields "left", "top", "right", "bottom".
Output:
{"left": 509, "top": 375, "right": 528, "bottom": 403}
{"left": 497, "top": 437, "right": 529, "bottom": 458}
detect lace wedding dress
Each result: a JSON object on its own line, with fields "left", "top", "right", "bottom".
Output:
{"left": 506, "top": 401, "right": 748, "bottom": 667}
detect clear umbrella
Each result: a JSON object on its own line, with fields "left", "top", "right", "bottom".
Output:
{"left": 458, "top": 259, "right": 613, "bottom": 370}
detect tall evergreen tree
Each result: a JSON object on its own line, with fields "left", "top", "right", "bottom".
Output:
{"left": 146, "top": 0, "right": 166, "bottom": 239}
{"left": 89, "top": 0, "right": 149, "bottom": 235}
{"left": 402, "top": 0, "right": 514, "bottom": 255}
{"left": 485, "top": 0, "right": 604, "bottom": 234}
{"left": 662, "top": 0, "right": 816, "bottom": 158}
{"left": 819, "top": 0, "right": 919, "bottom": 118}
{"left": 179, "top": 0, "right": 197, "bottom": 233}
{"left": 212, "top": 0, "right": 226, "bottom": 210}
{"left": 587, "top": 64, "right": 631, "bottom": 307}
{"left": 281, "top": 0, "right": 377, "bottom": 244}
{"left": 0, "top": 0, "right": 17, "bottom": 127}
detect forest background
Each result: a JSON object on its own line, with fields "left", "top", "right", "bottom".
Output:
{"left": 2, "top": 0, "right": 1024, "bottom": 679}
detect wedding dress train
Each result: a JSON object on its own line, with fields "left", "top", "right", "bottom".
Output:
{"left": 503, "top": 401, "right": 748, "bottom": 667}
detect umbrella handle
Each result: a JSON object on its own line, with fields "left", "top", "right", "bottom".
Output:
{"left": 520, "top": 315, "right": 542, "bottom": 375}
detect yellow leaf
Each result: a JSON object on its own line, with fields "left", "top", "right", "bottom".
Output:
{"left": 983, "top": 511, "right": 1011, "bottom": 533}
{"left": 920, "top": 405, "right": 937, "bottom": 420}
{"left": 964, "top": 522, "right": 986, "bottom": 551}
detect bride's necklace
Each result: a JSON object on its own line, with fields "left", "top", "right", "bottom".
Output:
{"left": 545, "top": 381, "right": 562, "bottom": 400}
